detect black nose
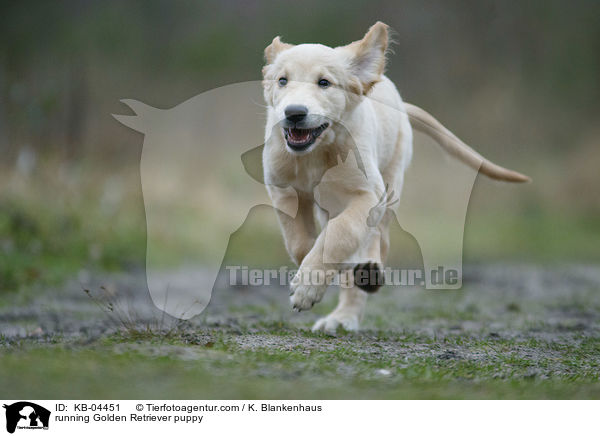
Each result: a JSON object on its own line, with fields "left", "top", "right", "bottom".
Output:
{"left": 285, "top": 105, "right": 308, "bottom": 123}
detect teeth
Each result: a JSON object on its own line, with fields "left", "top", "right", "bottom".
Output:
{"left": 283, "top": 123, "right": 329, "bottom": 147}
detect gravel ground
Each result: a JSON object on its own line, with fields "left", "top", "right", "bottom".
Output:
{"left": 2, "top": 263, "right": 600, "bottom": 372}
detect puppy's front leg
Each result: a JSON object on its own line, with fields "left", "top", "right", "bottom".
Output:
{"left": 290, "top": 191, "right": 378, "bottom": 310}
{"left": 269, "top": 187, "right": 318, "bottom": 266}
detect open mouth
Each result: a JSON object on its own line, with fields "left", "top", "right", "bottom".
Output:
{"left": 283, "top": 123, "right": 329, "bottom": 151}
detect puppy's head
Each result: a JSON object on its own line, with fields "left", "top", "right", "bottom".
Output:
{"left": 262, "top": 22, "right": 389, "bottom": 155}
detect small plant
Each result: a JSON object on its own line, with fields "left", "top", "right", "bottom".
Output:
{"left": 83, "top": 286, "right": 188, "bottom": 343}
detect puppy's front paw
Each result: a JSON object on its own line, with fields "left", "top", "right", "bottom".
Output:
{"left": 312, "top": 312, "right": 360, "bottom": 335}
{"left": 289, "top": 282, "right": 326, "bottom": 311}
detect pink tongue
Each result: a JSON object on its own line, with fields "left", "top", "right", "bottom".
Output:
{"left": 291, "top": 129, "right": 310, "bottom": 142}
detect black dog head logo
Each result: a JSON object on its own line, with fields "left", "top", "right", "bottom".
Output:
{"left": 3, "top": 402, "right": 50, "bottom": 434}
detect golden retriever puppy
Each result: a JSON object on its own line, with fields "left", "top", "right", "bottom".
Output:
{"left": 261, "top": 22, "right": 529, "bottom": 333}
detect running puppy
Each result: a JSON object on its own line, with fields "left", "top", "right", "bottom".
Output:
{"left": 261, "top": 22, "right": 529, "bottom": 333}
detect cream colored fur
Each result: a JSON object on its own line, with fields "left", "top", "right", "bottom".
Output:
{"left": 262, "top": 22, "right": 529, "bottom": 334}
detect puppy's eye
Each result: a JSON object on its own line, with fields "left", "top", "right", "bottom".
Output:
{"left": 318, "top": 78, "right": 330, "bottom": 88}
{"left": 278, "top": 77, "right": 288, "bottom": 87}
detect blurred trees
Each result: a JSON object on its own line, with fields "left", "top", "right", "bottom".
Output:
{"left": 0, "top": 0, "right": 598, "bottom": 162}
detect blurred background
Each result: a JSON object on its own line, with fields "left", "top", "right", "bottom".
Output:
{"left": 1, "top": 0, "right": 599, "bottom": 295}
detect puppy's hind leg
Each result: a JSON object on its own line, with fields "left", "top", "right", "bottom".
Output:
{"left": 311, "top": 284, "right": 367, "bottom": 334}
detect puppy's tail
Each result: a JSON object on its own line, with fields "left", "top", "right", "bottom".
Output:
{"left": 405, "top": 103, "right": 531, "bottom": 183}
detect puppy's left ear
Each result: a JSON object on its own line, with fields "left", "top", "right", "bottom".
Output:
{"left": 340, "top": 22, "right": 389, "bottom": 94}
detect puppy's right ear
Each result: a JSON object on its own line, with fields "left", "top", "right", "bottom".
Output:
{"left": 264, "top": 36, "right": 294, "bottom": 64}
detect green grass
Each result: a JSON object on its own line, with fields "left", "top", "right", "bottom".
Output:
{"left": 0, "top": 194, "right": 146, "bottom": 294}
{"left": 2, "top": 328, "right": 600, "bottom": 399}
{"left": 464, "top": 210, "right": 600, "bottom": 263}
